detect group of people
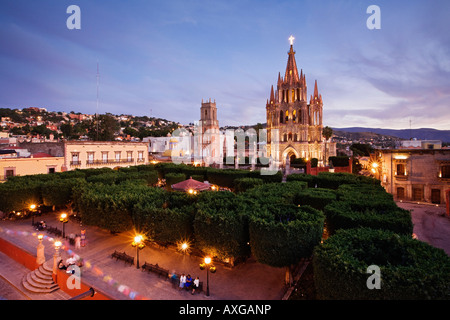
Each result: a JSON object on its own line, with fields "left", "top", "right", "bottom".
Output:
{"left": 35, "top": 220, "right": 46, "bottom": 231}
{"left": 170, "top": 272, "right": 200, "bottom": 295}
{"left": 57, "top": 254, "right": 83, "bottom": 274}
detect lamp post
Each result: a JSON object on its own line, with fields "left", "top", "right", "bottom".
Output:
{"left": 131, "top": 235, "right": 145, "bottom": 269}
{"left": 36, "top": 234, "right": 45, "bottom": 266}
{"left": 199, "top": 256, "right": 216, "bottom": 297}
{"left": 30, "top": 204, "right": 36, "bottom": 226}
{"left": 53, "top": 240, "right": 62, "bottom": 277}
{"left": 60, "top": 213, "right": 68, "bottom": 238}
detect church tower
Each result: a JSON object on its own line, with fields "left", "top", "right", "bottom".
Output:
{"left": 266, "top": 36, "right": 333, "bottom": 165}
{"left": 199, "top": 98, "right": 220, "bottom": 164}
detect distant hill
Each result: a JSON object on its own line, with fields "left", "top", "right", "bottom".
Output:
{"left": 332, "top": 127, "right": 450, "bottom": 143}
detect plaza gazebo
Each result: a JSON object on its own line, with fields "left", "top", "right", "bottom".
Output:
{"left": 171, "top": 177, "right": 212, "bottom": 193}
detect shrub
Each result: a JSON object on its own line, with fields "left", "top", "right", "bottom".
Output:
{"left": 193, "top": 191, "right": 252, "bottom": 261}
{"left": 234, "top": 177, "right": 264, "bottom": 193}
{"left": 41, "top": 178, "right": 86, "bottom": 208}
{"left": 294, "top": 188, "right": 337, "bottom": 211}
{"left": 249, "top": 204, "right": 324, "bottom": 267}
{"left": 323, "top": 201, "right": 413, "bottom": 235}
{"left": 286, "top": 173, "right": 318, "bottom": 188}
{"left": 313, "top": 228, "right": 450, "bottom": 300}
{"left": 165, "top": 172, "right": 186, "bottom": 190}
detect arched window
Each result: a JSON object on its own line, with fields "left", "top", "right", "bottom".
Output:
{"left": 291, "top": 89, "right": 295, "bottom": 102}
{"left": 280, "top": 110, "right": 284, "bottom": 124}
{"left": 298, "top": 109, "right": 302, "bottom": 124}
{"left": 285, "top": 110, "right": 289, "bottom": 122}
{"left": 293, "top": 110, "right": 297, "bottom": 123}
{"left": 294, "top": 133, "right": 298, "bottom": 142}
{"left": 283, "top": 133, "right": 287, "bottom": 142}
{"left": 288, "top": 132, "right": 292, "bottom": 141}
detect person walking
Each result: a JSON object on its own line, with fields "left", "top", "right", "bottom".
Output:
{"left": 179, "top": 273, "right": 186, "bottom": 290}
{"left": 75, "top": 234, "right": 81, "bottom": 249}
{"left": 192, "top": 276, "right": 200, "bottom": 294}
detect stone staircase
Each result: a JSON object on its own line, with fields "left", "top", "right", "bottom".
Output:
{"left": 22, "top": 260, "right": 60, "bottom": 294}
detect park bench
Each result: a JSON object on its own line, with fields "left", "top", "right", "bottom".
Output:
{"left": 141, "top": 262, "right": 169, "bottom": 279}
{"left": 47, "top": 226, "right": 62, "bottom": 237}
{"left": 110, "top": 250, "right": 134, "bottom": 266}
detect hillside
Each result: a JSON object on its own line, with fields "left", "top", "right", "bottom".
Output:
{"left": 332, "top": 127, "right": 450, "bottom": 143}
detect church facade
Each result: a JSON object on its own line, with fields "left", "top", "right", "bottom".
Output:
{"left": 266, "top": 37, "right": 336, "bottom": 166}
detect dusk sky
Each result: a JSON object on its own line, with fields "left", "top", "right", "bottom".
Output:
{"left": 1, "top": 0, "right": 449, "bottom": 130}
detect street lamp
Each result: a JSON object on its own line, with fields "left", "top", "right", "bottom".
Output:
{"left": 30, "top": 204, "right": 36, "bottom": 226}
{"left": 199, "top": 256, "right": 216, "bottom": 297}
{"left": 60, "top": 213, "right": 68, "bottom": 238}
{"left": 131, "top": 235, "right": 145, "bottom": 269}
{"left": 53, "top": 240, "right": 62, "bottom": 276}
{"left": 36, "top": 234, "right": 45, "bottom": 266}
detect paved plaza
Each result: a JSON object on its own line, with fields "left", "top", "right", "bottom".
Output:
{"left": 0, "top": 201, "right": 449, "bottom": 301}
{"left": 0, "top": 210, "right": 287, "bottom": 300}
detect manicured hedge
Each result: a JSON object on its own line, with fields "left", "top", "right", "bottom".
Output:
{"left": 243, "top": 181, "right": 308, "bottom": 206}
{"left": 165, "top": 172, "right": 186, "bottom": 189}
{"left": 249, "top": 204, "right": 324, "bottom": 267}
{"left": 0, "top": 179, "right": 42, "bottom": 213}
{"left": 41, "top": 178, "right": 86, "bottom": 208}
{"left": 313, "top": 228, "right": 450, "bottom": 299}
{"left": 193, "top": 191, "right": 252, "bottom": 260}
{"left": 324, "top": 200, "right": 413, "bottom": 235}
{"left": 133, "top": 203, "right": 193, "bottom": 244}
{"left": 74, "top": 182, "right": 157, "bottom": 233}
{"left": 234, "top": 177, "right": 264, "bottom": 193}
{"left": 294, "top": 188, "right": 337, "bottom": 211}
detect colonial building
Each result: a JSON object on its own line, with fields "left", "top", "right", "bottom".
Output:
{"left": 0, "top": 153, "right": 64, "bottom": 182}
{"left": 265, "top": 36, "right": 335, "bottom": 166}
{"left": 62, "top": 141, "right": 148, "bottom": 171}
{"left": 376, "top": 148, "right": 450, "bottom": 205}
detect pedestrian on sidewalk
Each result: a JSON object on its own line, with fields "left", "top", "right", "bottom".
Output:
{"left": 170, "top": 271, "right": 178, "bottom": 289}
{"left": 75, "top": 234, "right": 81, "bottom": 249}
{"left": 192, "top": 276, "right": 199, "bottom": 294}
{"left": 179, "top": 273, "right": 186, "bottom": 290}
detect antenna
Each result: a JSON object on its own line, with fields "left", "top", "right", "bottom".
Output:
{"left": 96, "top": 61, "right": 99, "bottom": 141}
{"left": 409, "top": 118, "right": 412, "bottom": 140}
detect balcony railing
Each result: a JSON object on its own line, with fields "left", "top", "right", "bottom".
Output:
{"left": 85, "top": 158, "right": 135, "bottom": 166}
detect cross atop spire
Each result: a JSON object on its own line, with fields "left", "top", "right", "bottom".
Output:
{"left": 289, "top": 35, "right": 295, "bottom": 46}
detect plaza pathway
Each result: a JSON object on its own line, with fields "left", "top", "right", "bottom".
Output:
{"left": 0, "top": 211, "right": 287, "bottom": 300}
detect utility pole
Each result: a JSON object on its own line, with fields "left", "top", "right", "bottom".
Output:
{"left": 96, "top": 62, "right": 99, "bottom": 141}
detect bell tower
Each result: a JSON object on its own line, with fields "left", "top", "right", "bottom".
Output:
{"left": 199, "top": 98, "right": 220, "bottom": 163}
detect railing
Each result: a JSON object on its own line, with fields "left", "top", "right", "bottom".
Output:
{"left": 85, "top": 158, "right": 135, "bottom": 166}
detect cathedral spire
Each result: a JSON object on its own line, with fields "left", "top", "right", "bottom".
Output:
{"left": 284, "top": 36, "right": 300, "bottom": 83}
{"left": 270, "top": 85, "right": 275, "bottom": 104}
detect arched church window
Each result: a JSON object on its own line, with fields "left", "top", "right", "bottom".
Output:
{"left": 291, "top": 89, "right": 295, "bottom": 102}
{"left": 294, "top": 133, "right": 298, "bottom": 142}
{"left": 285, "top": 110, "right": 289, "bottom": 122}
{"left": 283, "top": 133, "right": 287, "bottom": 142}
{"left": 280, "top": 110, "right": 284, "bottom": 124}
{"left": 288, "top": 132, "right": 292, "bottom": 141}
{"left": 293, "top": 110, "right": 297, "bottom": 123}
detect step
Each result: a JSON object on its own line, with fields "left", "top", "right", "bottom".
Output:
{"left": 30, "top": 271, "right": 54, "bottom": 286}
{"left": 25, "top": 272, "right": 58, "bottom": 290}
{"left": 22, "top": 276, "right": 59, "bottom": 294}
{"left": 38, "top": 265, "right": 53, "bottom": 278}
{"left": 22, "top": 260, "right": 61, "bottom": 294}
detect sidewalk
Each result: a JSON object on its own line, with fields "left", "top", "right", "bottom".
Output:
{"left": 0, "top": 211, "right": 287, "bottom": 300}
